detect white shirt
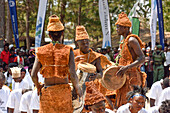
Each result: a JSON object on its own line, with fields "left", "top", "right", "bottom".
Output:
{"left": 164, "top": 52, "right": 170, "bottom": 66}
{"left": 148, "top": 106, "right": 159, "bottom": 113}
{"left": 12, "top": 79, "right": 29, "bottom": 90}
{"left": 23, "top": 72, "right": 34, "bottom": 90}
{"left": 158, "top": 87, "right": 170, "bottom": 106}
{"left": 0, "top": 86, "right": 10, "bottom": 113}
{"left": 30, "top": 89, "right": 39, "bottom": 110}
{"left": 117, "top": 103, "right": 148, "bottom": 113}
{"left": 6, "top": 89, "right": 22, "bottom": 113}
{"left": 19, "top": 91, "right": 33, "bottom": 113}
{"left": 149, "top": 79, "right": 163, "bottom": 106}
{"left": 89, "top": 108, "right": 115, "bottom": 113}
{"left": 4, "top": 72, "right": 12, "bottom": 87}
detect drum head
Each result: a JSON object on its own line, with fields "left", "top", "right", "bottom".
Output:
{"left": 101, "top": 66, "right": 126, "bottom": 91}
{"left": 78, "top": 62, "right": 96, "bottom": 73}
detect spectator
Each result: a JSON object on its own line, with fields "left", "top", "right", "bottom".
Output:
{"left": 10, "top": 67, "right": 29, "bottom": 90}
{"left": 164, "top": 46, "right": 170, "bottom": 78}
{"left": 145, "top": 50, "right": 154, "bottom": 88}
{"left": 113, "top": 47, "right": 119, "bottom": 63}
{"left": 0, "top": 43, "right": 10, "bottom": 65}
{"left": 30, "top": 89, "right": 39, "bottom": 113}
{"left": 102, "top": 48, "right": 111, "bottom": 61}
{"left": 117, "top": 85, "right": 148, "bottom": 113}
{"left": 9, "top": 49, "right": 16, "bottom": 63}
{"left": 4, "top": 63, "right": 17, "bottom": 88}
{"left": 149, "top": 77, "right": 169, "bottom": 107}
{"left": 19, "top": 91, "right": 33, "bottom": 113}
{"left": 152, "top": 45, "right": 166, "bottom": 83}
{"left": 14, "top": 51, "right": 24, "bottom": 68}
{"left": 158, "top": 87, "right": 170, "bottom": 106}
{"left": 0, "top": 65, "right": 3, "bottom": 73}
{"left": 6, "top": 89, "right": 22, "bottom": 113}
{"left": 148, "top": 100, "right": 170, "bottom": 113}
{"left": 0, "top": 72, "right": 10, "bottom": 113}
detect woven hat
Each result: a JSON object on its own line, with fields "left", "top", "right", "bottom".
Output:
{"left": 115, "top": 12, "right": 132, "bottom": 27}
{"left": 47, "top": 15, "right": 64, "bottom": 31}
{"left": 75, "top": 26, "right": 89, "bottom": 41}
{"left": 85, "top": 81, "right": 105, "bottom": 106}
{"left": 10, "top": 67, "right": 21, "bottom": 78}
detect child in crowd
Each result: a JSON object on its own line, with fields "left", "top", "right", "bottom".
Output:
{"left": 117, "top": 85, "right": 148, "bottom": 113}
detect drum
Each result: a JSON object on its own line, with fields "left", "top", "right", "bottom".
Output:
{"left": 78, "top": 62, "right": 96, "bottom": 73}
{"left": 72, "top": 62, "right": 96, "bottom": 113}
{"left": 101, "top": 66, "right": 126, "bottom": 91}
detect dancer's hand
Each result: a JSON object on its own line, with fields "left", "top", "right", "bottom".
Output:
{"left": 75, "top": 55, "right": 85, "bottom": 62}
{"left": 37, "top": 84, "right": 44, "bottom": 96}
{"left": 116, "top": 66, "right": 128, "bottom": 77}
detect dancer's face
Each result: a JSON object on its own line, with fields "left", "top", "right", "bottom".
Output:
{"left": 77, "top": 39, "right": 89, "bottom": 54}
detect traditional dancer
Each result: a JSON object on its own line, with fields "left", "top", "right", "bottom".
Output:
{"left": 115, "top": 12, "right": 146, "bottom": 108}
{"left": 31, "top": 15, "right": 82, "bottom": 113}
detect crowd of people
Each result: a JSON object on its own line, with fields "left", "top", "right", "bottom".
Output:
{"left": 0, "top": 12, "right": 170, "bottom": 113}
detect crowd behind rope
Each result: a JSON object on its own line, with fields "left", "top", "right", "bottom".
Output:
{"left": 0, "top": 13, "right": 170, "bottom": 113}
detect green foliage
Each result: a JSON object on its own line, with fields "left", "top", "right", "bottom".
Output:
{"left": 5, "top": 0, "right": 170, "bottom": 45}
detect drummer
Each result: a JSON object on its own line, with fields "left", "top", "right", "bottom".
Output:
{"left": 74, "top": 26, "right": 112, "bottom": 112}
{"left": 74, "top": 25, "right": 111, "bottom": 80}
{"left": 115, "top": 12, "right": 146, "bottom": 108}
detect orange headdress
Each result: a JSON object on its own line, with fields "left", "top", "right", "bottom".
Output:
{"left": 47, "top": 15, "right": 64, "bottom": 31}
{"left": 75, "top": 26, "right": 89, "bottom": 41}
{"left": 85, "top": 81, "right": 105, "bottom": 106}
{"left": 115, "top": 12, "right": 132, "bottom": 27}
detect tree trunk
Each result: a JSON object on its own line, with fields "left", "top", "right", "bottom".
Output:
{"left": 41, "top": 27, "right": 45, "bottom": 46}
{"left": 60, "top": 0, "right": 66, "bottom": 43}
{"left": 0, "top": 0, "right": 5, "bottom": 48}
{"left": 78, "top": 0, "right": 82, "bottom": 25}
{"left": 6, "top": 2, "right": 13, "bottom": 44}
{"left": 26, "top": 0, "right": 30, "bottom": 50}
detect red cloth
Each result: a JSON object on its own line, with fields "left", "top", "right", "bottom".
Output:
{"left": 0, "top": 50, "right": 10, "bottom": 64}
{"left": 14, "top": 56, "right": 23, "bottom": 64}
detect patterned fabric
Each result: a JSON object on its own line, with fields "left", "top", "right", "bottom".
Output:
{"left": 36, "top": 43, "right": 73, "bottom": 78}
{"left": 39, "top": 84, "right": 73, "bottom": 113}
{"left": 116, "top": 34, "right": 147, "bottom": 108}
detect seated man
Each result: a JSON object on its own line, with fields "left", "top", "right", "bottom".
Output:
{"left": 85, "top": 81, "right": 114, "bottom": 113}
{"left": 0, "top": 72, "right": 11, "bottom": 113}
{"left": 6, "top": 89, "right": 22, "bottom": 113}
{"left": 19, "top": 90, "right": 33, "bottom": 113}
{"left": 117, "top": 85, "right": 148, "bottom": 113}
{"left": 11, "top": 67, "right": 29, "bottom": 90}
{"left": 149, "top": 77, "right": 169, "bottom": 107}
{"left": 158, "top": 87, "right": 170, "bottom": 106}
{"left": 148, "top": 100, "right": 170, "bottom": 113}
{"left": 30, "top": 89, "right": 39, "bottom": 113}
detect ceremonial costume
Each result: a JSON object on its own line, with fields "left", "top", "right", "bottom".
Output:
{"left": 74, "top": 26, "right": 111, "bottom": 95}
{"left": 115, "top": 12, "right": 147, "bottom": 107}
{"left": 36, "top": 15, "right": 73, "bottom": 113}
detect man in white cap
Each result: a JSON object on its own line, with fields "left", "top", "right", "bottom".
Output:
{"left": 11, "top": 67, "right": 29, "bottom": 90}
